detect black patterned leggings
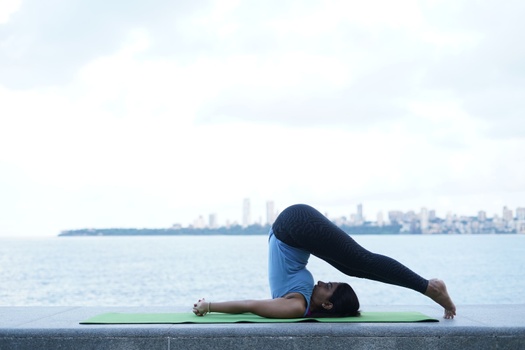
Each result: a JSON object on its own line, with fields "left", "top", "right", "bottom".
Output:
{"left": 272, "top": 204, "right": 429, "bottom": 294}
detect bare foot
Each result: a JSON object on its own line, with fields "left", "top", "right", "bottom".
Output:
{"left": 425, "top": 279, "right": 456, "bottom": 319}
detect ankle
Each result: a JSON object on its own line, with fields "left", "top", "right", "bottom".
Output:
{"left": 425, "top": 279, "right": 441, "bottom": 296}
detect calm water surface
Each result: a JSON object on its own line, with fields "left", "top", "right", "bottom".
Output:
{"left": 1, "top": 234, "right": 524, "bottom": 308}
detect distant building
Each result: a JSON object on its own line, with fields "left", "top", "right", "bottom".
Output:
{"left": 242, "top": 198, "right": 251, "bottom": 228}
{"left": 209, "top": 213, "right": 218, "bottom": 229}
{"left": 420, "top": 207, "right": 429, "bottom": 233}
{"left": 193, "top": 215, "right": 206, "bottom": 229}
{"left": 376, "top": 212, "right": 384, "bottom": 226}
{"left": 446, "top": 212, "right": 453, "bottom": 226}
{"left": 404, "top": 210, "right": 417, "bottom": 222}
{"left": 388, "top": 210, "right": 403, "bottom": 223}
{"left": 266, "top": 201, "right": 277, "bottom": 225}
{"left": 516, "top": 207, "right": 525, "bottom": 220}
{"left": 502, "top": 206, "right": 513, "bottom": 222}
{"left": 478, "top": 210, "right": 487, "bottom": 222}
{"left": 356, "top": 203, "right": 363, "bottom": 223}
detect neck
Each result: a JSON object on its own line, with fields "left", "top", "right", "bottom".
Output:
{"left": 309, "top": 298, "right": 323, "bottom": 312}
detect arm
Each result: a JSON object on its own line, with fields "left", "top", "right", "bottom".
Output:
{"left": 193, "top": 294, "right": 306, "bottom": 319}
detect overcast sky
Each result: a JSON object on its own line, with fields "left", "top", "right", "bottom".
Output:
{"left": 1, "top": 0, "right": 524, "bottom": 236}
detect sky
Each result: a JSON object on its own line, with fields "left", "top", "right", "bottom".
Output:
{"left": 1, "top": 0, "right": 524, "bottom": 237}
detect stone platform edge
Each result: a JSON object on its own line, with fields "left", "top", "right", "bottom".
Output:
{"left": 1, "top": 304, "right": 524, "bottom": 350}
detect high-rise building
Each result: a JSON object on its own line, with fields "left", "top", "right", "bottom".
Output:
{"left": 502, "top": 206, "right": 513, "bottom": 222}
{"left": 242, "top": 198, "right": 251, "bottom": 228}
{"left": 266, "top": 201, "right": 276, "bottom": 225}
{"left": 356, "top": 203, "right": 363, "bottom": 223}
{"left": 193, "top": 215, "right": 206, "bottom": 229}
{"left": 388, "top": 211, "right": 403, "bottom": 223}
{"left": 376, "top": 212, "right": 384, "bottom": 226}
{"left": 420, "top": 207, "right": 429, "bottom": 233}
{"left": 404, "top": 210, "right": 417, "bottom": 222}
{"left": 209, "top": 213, "right": 218, "bottom": 229}
{"left": 445, "top": 212, "right": 453, "bottom": 226}
{"left": 516, "top": 207, "right": 525, "bottom": 221}
{"left": 478, "top": 210, "right": 487, "bottom": 222}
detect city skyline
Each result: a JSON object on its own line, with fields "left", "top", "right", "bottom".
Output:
{"left": 184, "top": 199, "right": 525, "bottom": 231}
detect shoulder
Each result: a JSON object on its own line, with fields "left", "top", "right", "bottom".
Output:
{"left": 270, "top": 294, "right": 307, "bottom": 317}
{"left": 282, "top": 292, "right": 308, "bottom": 307}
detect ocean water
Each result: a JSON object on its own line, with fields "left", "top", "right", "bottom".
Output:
{"left": 1, "top": 234, "right": 524, "bottom": 309}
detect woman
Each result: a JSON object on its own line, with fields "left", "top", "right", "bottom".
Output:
{"left": 193, "top": 204, "right": 456, "bottom": 319}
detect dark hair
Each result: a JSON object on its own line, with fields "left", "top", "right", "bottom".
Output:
{"left": 310, "top": 283, "right": 360, "bottom": 317}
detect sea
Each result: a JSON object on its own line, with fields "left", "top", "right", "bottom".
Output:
{"left": 1, "top": 234, "right": 524, "bottom": 309}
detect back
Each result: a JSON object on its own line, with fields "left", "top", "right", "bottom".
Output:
{"left": 268, "top": 229, "right": 314, "bottom": 315}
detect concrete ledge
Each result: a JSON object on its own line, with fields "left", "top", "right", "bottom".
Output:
{"left": 1, "top": 305, "right": 524, "bottom": 349}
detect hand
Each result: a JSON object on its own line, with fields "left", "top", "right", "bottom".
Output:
{"left": 192, "top": 298, "right": 209, "bottom": 316}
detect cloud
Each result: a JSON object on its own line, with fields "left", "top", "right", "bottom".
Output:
{"left": 0, "top": 0, "right": 212, "bottom": 88}
{"left": 197, "top": 59, "right": 422, "bottom": 128}
{"left": 1, "top": 0, "right": 525, "bottom": 235}
{"left": 0, "top": 0, "right": 21, "bottom": 24}
{"left": 420, "top": 1, "right": 525, "bottom": 139}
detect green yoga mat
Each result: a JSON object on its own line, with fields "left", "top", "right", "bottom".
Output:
{"left": 80, "top": 311, "right": 438, "bottom": 324}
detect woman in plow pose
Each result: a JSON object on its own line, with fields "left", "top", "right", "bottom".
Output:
{"left": 193, "top": 204, "right": 456, "bottom": 319}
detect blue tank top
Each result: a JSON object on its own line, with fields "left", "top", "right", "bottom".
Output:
{"left": 268, "top": 229, "right": 313, "bottom": 316}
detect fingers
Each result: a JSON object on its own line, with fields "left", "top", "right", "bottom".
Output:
{"left": 193, "top": 298, "right": 207, "bottom": 316}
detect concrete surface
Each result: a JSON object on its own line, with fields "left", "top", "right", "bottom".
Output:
{"left": 1, "top": 304, "right": 524, "bottom": 349}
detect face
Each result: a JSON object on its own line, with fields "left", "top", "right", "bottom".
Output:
{"left": 312, "top": 281, "right": 341, "bottom": 307}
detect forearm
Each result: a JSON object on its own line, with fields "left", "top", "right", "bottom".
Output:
{"left": 208, "top": 300, "right": 255, "bottom": 314}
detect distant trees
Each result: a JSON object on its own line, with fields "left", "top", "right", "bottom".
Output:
{"left": 59, "top": 224, "right": 273, "bottom": 237}
{"left": 58, "top": 223, "right": 403, "bottom": 237}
